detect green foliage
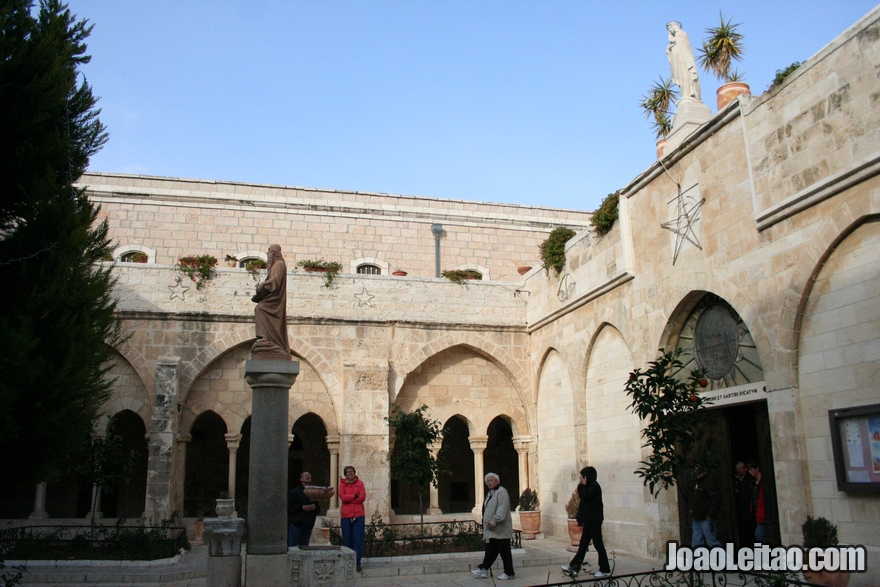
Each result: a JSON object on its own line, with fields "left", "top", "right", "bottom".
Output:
{"left": 518, "top": 488, "right": 539, "bottom": 511}
{"left": 0, "top": 0, "right": 122, "bottom": 493}
{"left": 802, "top": 516, "right": 839, "bottom": 548}
{"left": 440, "top": 269, "right": 482, "bottom": 284}
{"left": 297, "top": 259, "right": 342, "bottom": 288}
{"left": 591, "top": 192, "right": 619, "bottom": 236}
{"left": 224, "top": 254, "right": 238, "bottom": 263}
{"left": 640, "top": 77, "right": 678, "bottom": 139}
{"left": 245, "top": 258, "right": 267, "bottom": 280}
{"left": 769, "top": 62, "right": 801, "bottom": 89}
{"left": 121, "top": 251, "right": 148, "bottom": 263}
{"left": 697, "top": 12, "right": 745, "bottom": 82}
{"left": 565, "top": 490, "right": 580, "bottom": 518}
{"left": 539, "top": 226, "right": 576, "bottom": 276}
{"left": 624, "top": 350, "right": 712, "bottom": 496}
{"left": 74, "top": 430, "right": 139, "bottom": 523}
{"left": 176, "top": 254, "right": 218, "bottom": 290}
{"left": 385, "top": 404, "right": 447, "bottom": 526}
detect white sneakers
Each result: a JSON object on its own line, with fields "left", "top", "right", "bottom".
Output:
{"left": 471, "top": 568, "right": 489, "bottom": 578}
{"left": 594, "top": 570, "right": 612, "bottom": 577}
{"left": 497, "top": 573, "right": 515, "bottom": 580}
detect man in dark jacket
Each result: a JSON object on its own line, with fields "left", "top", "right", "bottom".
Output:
{"left": 561, "top": 466, "right": 611, "bottom": 578}
{"left": 733, "top": 461, "right": 755, "bottom": 548}
{"left": 690, "top": 466, "right": 722, "bottom": 548}
{"left": 288, "top": 471, "right": 320, "bottom": 548}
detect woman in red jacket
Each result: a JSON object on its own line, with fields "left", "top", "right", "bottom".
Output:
{"left": 339, "top": 465, "right": 366, "bottom": 571}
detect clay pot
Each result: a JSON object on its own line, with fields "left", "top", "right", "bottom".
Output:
{"left": 519, "top": 510, "right": 541, "bottom": 534}
{"left": 226, "top": 260, "right": 237, "bottom": 267}
{"left": 304, "top": 267, "right": 329, "bottom": 273}
{"left": 215, "top": 498, "right": 235, "bottom": 518}
{"left": 517, "top": 266, "right": 532, "bottom": 276}
{"left": 303, "top": 485, "right": 335, "bottom": 500}
{"left": 392, "top": 271, "right": 408, "bottom": 276}
{"left": 716, "top": 81, "right": 751, "bottom": 110}
{"left": 567, "top": 519, "right": 582, "bottom": 546}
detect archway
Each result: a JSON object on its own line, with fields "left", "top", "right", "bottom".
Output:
{"left": 438, "top": 416, "right": 474, "bottom": 513}
{"left": 102, "top": 410, "right": 148, "bottom": 518}
{"left": 288, "top": 414, "right": 331, "bottom": 509}
{"left": 485, "top": 416, "right": 519, "bottom": 509}
{"left": 184, "top": 411, "right": 228, "bottom": 517}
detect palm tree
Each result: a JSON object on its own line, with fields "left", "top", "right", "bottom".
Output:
{"left": 640, "top": 77, "right": 678, "bottom": 139}
{"left": 697, "top": 12, "right": 745, "bottom": 82}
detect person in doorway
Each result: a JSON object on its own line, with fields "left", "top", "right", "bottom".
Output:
{"left": 747, "top": 461, "right": 769, "bottom": 544}
{"left": 339, "top": 465, "right": 366, "bottom": 572}
{"left": 733, "top": 461, "right": 755, "bottom": 548}
{"left": 561, "top": 466, "right": 611, "bottom": 578}
{"left": 470, "top": 472, "right": 515, "bottom": 580}
{"left": 690, "top": 465, "right": 722, "bottom": 548}
{"left": 288, "top": 471, "right": 322, "bottom": 548}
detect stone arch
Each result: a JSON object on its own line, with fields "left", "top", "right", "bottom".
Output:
{"left": 103, "top": 409, "right": 149, "bottom": 518}
{"left": 98, "top": 349, "right": 152, "bottom": 433}
{"left": 393, "top": 332, "right": 530, "bottom": 433}
{"left": 438, "top": 414, "right": 475, "bottom": 513}
{"left": 183, "top": 409, "right": 228, "bottom": 517}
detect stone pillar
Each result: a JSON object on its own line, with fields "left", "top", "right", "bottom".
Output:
{"left": 205, "top": 517, "right": 245, "bottom": 587}
{"left": 244, "top": 359, "right": 299, "bottom": 587}
{"left": 87, "top": 484, "right": 103, "bottom": 521}
{"left": 427, "top": 441, "right": 442, "bottom": 515}
{"left": 513, "top": 435, "right": 535, "bottom": 496}
{"left": 326, "top": 434, "right": 340, "bottom": 516}
{"left": 470, "top": 435, "right": 488, "bottom": 516}
{"left": 144, "top": 357, "right": 181, "bottom": 523}
{"left": 29, "top": 482, "right": 49, "bottom": 521}
{"left": 225, "top": 434, "right": 241, "bottom": 499}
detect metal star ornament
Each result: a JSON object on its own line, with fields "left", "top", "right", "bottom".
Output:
{"left": 168, "top": 281, "right": 189, "bottom": 301}
{"left": 661, "top": 184, "right": 704, "bottom": 264}
{"left": 354, "top": 286, "right": 375, "bottom": 307}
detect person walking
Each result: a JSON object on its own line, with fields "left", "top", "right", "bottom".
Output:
{"left": 733, "top": 461, "right": 755, "bottom": 549}
{"left": 690, "top": 465, "right": 722, "bottom": 548}
{"left": 288, "top": 471, "right": 323, "bottom": 548}
{"left": 339, "top": 465, "right": 366, "bottom": 572}
{"left": 470, "top": 472, "right": 515, "bottom": 580}
{"left": 561, "top": 466, "right": 611, "bottom": 578}
{"left": 747, "top": 462, "right": 770, "bottom": 544}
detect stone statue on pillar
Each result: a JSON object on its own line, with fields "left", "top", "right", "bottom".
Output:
{"left": 251, "top": 244, "right": 290, "bottom": 360}
{"left": 663, "top": 21, "right": 713, "bottom": 152}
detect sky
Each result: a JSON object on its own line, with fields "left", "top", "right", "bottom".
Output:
{"left": 69, "top": 1, "right": 879, "bottom": 212}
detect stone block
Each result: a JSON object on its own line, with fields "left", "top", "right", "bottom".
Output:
{"left": 288, "top": 546, "right": 355, "bottom": 587}
{"left": 207, "top": 555, "right": 242, "bottom": 587}
{"left": 246, "top": 553, "right": 289, "bottom": 587}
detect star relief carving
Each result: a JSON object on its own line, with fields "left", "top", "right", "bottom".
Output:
{"left": 168, "top": 280, "right": 189, "bottom": 301}
{"left": 661, "top": 184, "right": 705, "bottom": 264}
{"left": 355, "top": 286, "right": 375, "bottom": 307}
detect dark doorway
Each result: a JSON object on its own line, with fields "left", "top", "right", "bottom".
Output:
{"left": 184, "top": 411, "right": 228, "bottom": 517}
{"left": 438, "top": 416, "right": 474, "bottom": 513}
{"left": 484, "top": 417, "right": 519, "bottom": 509}
{"left": 677, "top": 401, "right": 779, "bottom": 546}
{"left": 102, "top": 410, "right": 149, "bottom": 518}
{"left": 288, "top": 414, "right": 331, "bottom": 512}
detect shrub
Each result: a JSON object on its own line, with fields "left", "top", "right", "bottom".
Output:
{"left": 802, "top": 516, "right": 838, "bottom": 549}
{"left": 565, "top": 490, "right": 580, "bottom": 519}
{"left": 591, "top": 192, "right": 619, "bottom": 237}
{"left": 518, "top": 488, "right": 540, "bottom": 511}
{"left": 297, "top": 259, "right": 342, "bottom": 288}
{"left": 441, "top": 269, "right": 482, "bottom": 284}
{"left": 769, "top": 61, "right": 801, "bottom": 90}
{"left": 539, "top": 227, "right": 576, "bottom": 276}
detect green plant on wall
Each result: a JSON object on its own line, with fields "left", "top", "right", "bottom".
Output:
{"left": 539, "top": 226, "right": 576, "bottom": 276}
{"left": 245, "top": 258, "right": 268, "bottom": 280}
{"left": 624, "top": 349, "right": 712, "bottom": 497}
{"left": 176, "top": 255, "right": 218, "bottom": 290}
{"left": 441, "top": 269, "right": 482, "bottom": 284}
{"left": 640, "top": 77, "right": 678, "bottom": 140}
{"left": 768, "top": 61, "right": 801, "bottom": 90}
{"left": 697, "top": 12, "right": 745, "bottom": 83}
{"left": 591, "top": 192, "right": 619, "bottom": 237}
{"left": 297, "top": 259, "right": 343, "bottom": 288}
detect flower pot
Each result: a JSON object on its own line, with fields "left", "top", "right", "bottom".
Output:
{"left": 320, "top": 527, "right": 331, "bottom": 541}
{"left": 392, "top": 271, "right": 408, "bottom": 276}
{"left": 215, "top": 498, "right": 235, "bottom": 518}
{"left": 567, "top": 519, "right": 582, "bottom": 546}
{"left": 517, "top": 266, "right": 532, "bottom": 276}
{"left": 656, "top": 138, "right": 667, "bottom": 159}
{"left": 226, "top": 260, "right": 237, "bottom": 267}
{"left": 304, "top": 267, "right": 329, "bottom": 273}
{"left": 303, "top": 485, "right": 335, "bottom": 500}
{"left": 519, "top": 510, "right": 541, "bottom": 534}
{"left": 716, "top": 81, "right": 751, "bottom": 110}
{"left": 802, "top": 571, "right": 850, "bottom": 587}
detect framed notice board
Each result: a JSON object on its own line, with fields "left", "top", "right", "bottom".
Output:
{"left": 828, "top": 403, "right": 880, "bottom": 492}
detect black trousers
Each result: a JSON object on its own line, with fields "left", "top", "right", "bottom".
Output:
{"left": 479, "top": 538, "right": 514, "bottom": 576}
{"left": 569, "top": 521, "right": 610, "bottom": 573}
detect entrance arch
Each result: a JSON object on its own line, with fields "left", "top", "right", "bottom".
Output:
{"left": 184, "top": 410, "right": 228, "bottom": 517}
{"left": 103, "top": 410, "right": 148, "bottom": 518}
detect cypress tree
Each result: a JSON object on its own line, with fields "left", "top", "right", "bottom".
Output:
{"left": 0, "top": 0, "right": 120, "bottom": 493}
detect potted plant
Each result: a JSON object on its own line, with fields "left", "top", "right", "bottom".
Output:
{"left": 640, "top": 77, "right": 677, "bottom": 157}
{"left": 539, "top": 227, "right": 576, "bottom": 276}
{"left": 517, "top": 487, "right": 541, "bottom": 534}
{"left": 802, "top": 516, "right": 850, "bottom": 587}
{"left": 392, "top": 269, "right": 408, "bottom": 276}
{"left": 697, "top": 12, "right": 750, "bottom": 110}
{"left": 245, "top": 258, "right": 268, "bottom": 280}
{"left": 176, "top": 254, "right": 218, "bottom": 290}
{"left": 215, "top": 491, "right": 235, "bottom": 518}
{"left": 565, "top": 490, "right": 582, "bottom": 547}
{"left": 122, "top": 251, "right": 149, "bottom": 263}
{"left": 516, "top": 266, "right": 532, "bottom": 276}
{"left": 297, "top": 259, "right": 343, "bottom": 288}
{"left": 441, "top": 269, "right": 482, "bottom": 284}
{"left": 224, "top": 254, "right": 238, "bottom": 267}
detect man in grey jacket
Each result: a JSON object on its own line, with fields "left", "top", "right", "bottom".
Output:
{"left": 471, "top": 472, "right": 515, "bottom": 580}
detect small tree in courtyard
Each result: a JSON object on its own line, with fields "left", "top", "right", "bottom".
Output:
{"left": 385, "top": 403, "right": 447, "bottom": 531}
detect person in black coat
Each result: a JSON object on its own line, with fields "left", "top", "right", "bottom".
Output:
{"left": 561, "top": 466, "right": 611, "bottom": 578}
{"left": 288, "top": 471, "right": 320, "bottom": 548}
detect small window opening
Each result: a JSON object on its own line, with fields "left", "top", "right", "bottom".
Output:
{"left": 357, "top": 264, "right": 381, "bottom": 275}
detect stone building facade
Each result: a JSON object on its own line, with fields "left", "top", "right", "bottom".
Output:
{"left": 9, "top": 5, "right": 880, "bottom": 572}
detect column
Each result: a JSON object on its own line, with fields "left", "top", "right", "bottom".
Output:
{"left": 244, "top": 359, "right": 299, "bottom": 587}
{"left": 513, "top": 435, "right": 535, "bottom": 497}
{"left": 225, "top": 434, "right": 241, "bottom": 499}
{"left": 469, "top": 435, "right": 488, "bottom": 516}
{"left": 326, "top": 434, "right": 340, "bottom": 516}
{"left": 426, "top": 441, "right": 442, "bottom": 515}
{"left": 87, "top": 431, "right": 107, "bottom": 522}
{"left": 144, "top": 357, "right": 181, "bottom": 523}
{"left": 29, "top": 482, "right": 49, "bottom": 521}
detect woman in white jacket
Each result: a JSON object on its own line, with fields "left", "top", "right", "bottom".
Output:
{"left": 470, "top": 472, "right": 515, "bottom": 580}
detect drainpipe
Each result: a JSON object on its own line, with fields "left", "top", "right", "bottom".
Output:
{"left": 431, "top": 224, "right": 443, "bottom": 278}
